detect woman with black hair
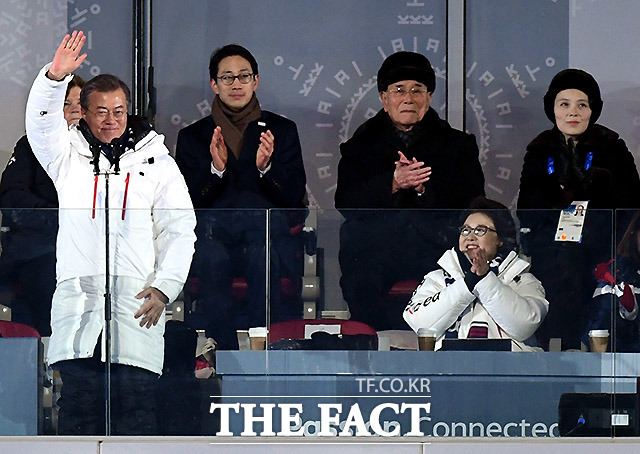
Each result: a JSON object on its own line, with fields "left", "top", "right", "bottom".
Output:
{"left": 404, "top": 210, "right": 549, "bottom": 351}
{"left": 518, "top": 68, "right": 640, "bottom": 209}
{"left": 515, "top": 68, "right": 638, "bottom": 350}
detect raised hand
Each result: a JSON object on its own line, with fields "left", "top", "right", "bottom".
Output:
{"left": 256, "top": 130, "right": 274, "bottom": 171}
{"left": 48, "top": 31, "right": 87, "bottom": 81}
{"left": 209, "top": 126, "right": 228, "bottom": 172}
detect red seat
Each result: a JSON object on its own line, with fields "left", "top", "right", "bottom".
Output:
{"left": 230, "top": 277, "right": 296, "bottom": 301}
{"left": 388, "top": 280, "right": 420, "bottom": 297}
{"left": 268, "top": 318, "right": 376, "bottom": 344}
{"left": 0, "top": 320, "right": 40, "bottom": 338}
{"left": 189, "top": 276, "right": 296, "bottom": 303}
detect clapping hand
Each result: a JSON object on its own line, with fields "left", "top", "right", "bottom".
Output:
{"left": 210, "top": 126, "right": 228, "bottom": 172}
{"left": 392, "top": 151, "right": 431, "bottom": 194}
{"left": 256, "top": 130, "right": 275, "bottom": 171}
{"left": 467, "top": 247, "right": 491, "bottom": 276}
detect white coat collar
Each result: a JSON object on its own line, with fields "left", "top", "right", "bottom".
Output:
{"left": 69, "top": 126, "right": 166, "bottom": 162}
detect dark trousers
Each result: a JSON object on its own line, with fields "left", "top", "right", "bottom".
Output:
{"left": 339, "top": 212, "right": 451, "bottom": 331}
{"left": 518, "top": 209, "right": 612, "bottom": 350}
{"left": 191, "top": 210, "right": 303, "bottom": 349}
{"left": 54, "top": 344, "right": 159, "bottom": 435}
{"left": 4, "top": 252, "right": 56, "bottom": 336}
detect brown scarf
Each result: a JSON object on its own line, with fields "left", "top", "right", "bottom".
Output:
{"left": 211, "top": 93, "right": 261, "bottom": 158}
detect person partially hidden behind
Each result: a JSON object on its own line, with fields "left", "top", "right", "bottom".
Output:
{"left": 335, "top": 51, "right": 485, "bottom": 330}
{"left": 25, "top": 31, "right": 196, "bottom": 435}
{"left": 176, "top": 44, "right": 306, "bottom": 349}
{"left": 0, "top": 74, "right": 84, "bottom": 336}
{"left": 404, "top": 210, "right": 549, "bottom": 351}
{"left": 588, "top": 212, "right": 640, "bottom": 352}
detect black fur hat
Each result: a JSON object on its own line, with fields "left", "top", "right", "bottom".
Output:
{"left": 543, "top": 68, "right": 603, "bottom": 125}
{"left": 377, "top": 51, "right": 436, "bottom": 93}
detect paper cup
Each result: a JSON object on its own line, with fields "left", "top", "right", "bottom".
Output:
{"left": 236, "top": 330, "right": 250, "bottom": 351}
{"left": 417, "top": 328, "right": 436, "bottom": 351}
{"left": 588, "top": 329, "right": 609, "bottom": 353}
{"left": 248, "top": 327, "right": 268, "bottom": 350}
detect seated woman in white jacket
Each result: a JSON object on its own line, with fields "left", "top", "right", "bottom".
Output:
{"left": 404, "top": 210, "right": 549, "bottom": 351}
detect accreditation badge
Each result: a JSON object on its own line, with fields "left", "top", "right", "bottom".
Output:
{"left": 555, "top": 201, "right": 588, "bottom": 242}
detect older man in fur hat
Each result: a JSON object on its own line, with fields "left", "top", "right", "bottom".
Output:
{"left": 334, "top": 51, "right": 485, "bottom": 331}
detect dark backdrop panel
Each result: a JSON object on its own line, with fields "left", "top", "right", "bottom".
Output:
{"left": 153, "top": 0, "right": 447, "bottom": 208}
{"left": 65, "top": 1, "right": 133, "bottom": 90}
{"left": 465, "top": 0, "right": 569, "bottom": 207}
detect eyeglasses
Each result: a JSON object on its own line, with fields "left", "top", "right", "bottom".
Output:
{"left": 387, "top": 86, "right": 429, "bottom": 98}
{"left": 459, "top": 225, "right": 497, "bottom": 237}
{"left": 87, "top": 108, "right": 127, "bottom": 121}
{"left": 216, "top": 73, "right": 255, "bottom": 86}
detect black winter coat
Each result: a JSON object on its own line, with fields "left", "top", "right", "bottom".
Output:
{"left": 0, "top": 135, "right": 58, "bottom": 263}
{"left": 335, "top": 108, "right": 485, "bottom": 209}
{"left": 517, "top": 124, "right": 640, "bottom": 209}
{"left": 0, "top": 136, "right": 57, "bottom": 209}
{"left": 175, "top": 111, "right": 306, "bottom": 209}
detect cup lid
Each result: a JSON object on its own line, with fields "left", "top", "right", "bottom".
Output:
{"left": 588, "top": 329, "right": 609, "bottom": 336}
{"left": 417, "top": 328, "right": 436, "bottom": 336}
{"left": 249, "top": 327, "right": 268, "bottom": 337}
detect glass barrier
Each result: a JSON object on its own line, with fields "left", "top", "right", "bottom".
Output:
{"left": 248, "top": 208, "right": 626, "bottom": 439}
{"left": 3, "top": 208, "right": 640, "bottom": 438}
{"left": 612, "top": 210, "right": 640, "bottom": 432}
{"left": 186, "top": 209, "right": 269, "bottom": 351}
{"left": 612, "top": 210, "right": 640, "bottom": 355}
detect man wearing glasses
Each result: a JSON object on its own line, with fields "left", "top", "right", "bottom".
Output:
{"left": 25, "top": 31, "right": 196, "bottom": 434}
{"left": 176, "top": 44, "right": 306, "bottom": 349}
{"left": 335, "top": 51, "right": 485, "bottom": 331}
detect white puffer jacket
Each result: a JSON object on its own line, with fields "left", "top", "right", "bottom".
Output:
{"left": 26, "top": 64, "right": 196, "bottom": 374}
{"left": 404, "top": 248, "right": 549, "bottom": 352}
